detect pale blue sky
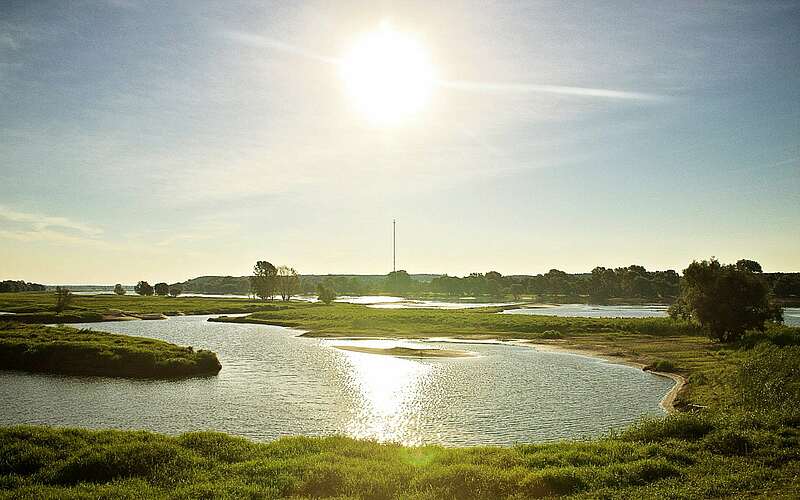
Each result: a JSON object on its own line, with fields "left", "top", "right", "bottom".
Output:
{"left": 1, "top": 0, "right": 798, "bottom": 283}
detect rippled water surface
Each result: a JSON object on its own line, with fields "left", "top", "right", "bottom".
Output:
{"left": 784, "top": 308, "right": 800, "bottom": 327}
{"left": 0, "top": 315, "right": 674, "bottom": 446}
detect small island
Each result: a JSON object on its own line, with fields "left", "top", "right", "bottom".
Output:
{"left": 334, "top": 345, "right": 474, "bottom": 358}
{"left": 0, "top": 322, "right": 222, "bottom": 379}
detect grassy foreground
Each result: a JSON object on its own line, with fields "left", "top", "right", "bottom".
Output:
{"left": 1, "top": 398, "right": 799, "bottom": 499}
{"left": 0, "top": 322, "right": 221, "bottom": 379}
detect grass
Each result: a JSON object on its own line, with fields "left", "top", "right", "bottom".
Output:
{"left": 216, "top": 302, "right": 700, "bottom": 338}
{"left": 0, "top": 322, "right": 221, "bottom": 379}
{"left": 0, "top": 292, "right": 290, "bottom": 322}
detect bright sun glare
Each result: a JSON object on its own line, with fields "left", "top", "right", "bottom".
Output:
{"left": 340, "top": 23, "right": 436, "bottom": 125}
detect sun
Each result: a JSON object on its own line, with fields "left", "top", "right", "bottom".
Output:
{"left": 339, "top": 23, "right": 436, "bottom": 125}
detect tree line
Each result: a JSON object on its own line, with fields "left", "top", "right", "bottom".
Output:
{"left": 129, "top": 281, "right": 183, "bottom": 297}
{"left": 0, "top": 280, "right": 46, "bottom": 293}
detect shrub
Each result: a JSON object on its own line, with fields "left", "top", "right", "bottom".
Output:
{"left": 645, "top": 359, "right": 678, "bottom": 372}
{"left": 622, "top": 414, "right": 714, "bottom": 442}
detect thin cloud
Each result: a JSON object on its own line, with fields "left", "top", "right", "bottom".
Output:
{"left": 0, "top": 205, "right": 103, "bottom": 240}
{"left": 440, "top": 80, "right": 664, "bottom": 101}
{"left": 220, "top": 30, "right": 338, "bottom": 64}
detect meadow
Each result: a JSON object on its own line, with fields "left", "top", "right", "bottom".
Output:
{"left": 0, "top": 292, "right": 288, "bottom": 323}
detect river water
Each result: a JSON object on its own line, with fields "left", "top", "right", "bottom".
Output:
{"left": 0, "top": 315, "right": 673, "bottom": 446}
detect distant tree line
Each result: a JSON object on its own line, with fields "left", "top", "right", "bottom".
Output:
{"left": 119, "top": 264, "right": 800, "bottom": 303}
{"left": 132, "top": 281, "right": 183, "bottom": 297}
{"left": 0, "top": 280, "right": 46, "bottom": 293}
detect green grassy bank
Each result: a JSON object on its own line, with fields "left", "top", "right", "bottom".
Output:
{"left": 0, "top": 292, "right": 288, "bottom": 323}
{"left": 0, "top": 322, "right": 221, "bottom": 379}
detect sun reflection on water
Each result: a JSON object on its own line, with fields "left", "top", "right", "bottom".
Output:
{"left": 330, "top": 340, "right": 435, "bottom": 444}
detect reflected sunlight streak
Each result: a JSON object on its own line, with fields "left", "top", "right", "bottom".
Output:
{"left": 337, "top": 345, "right": 433, "bottom": 444}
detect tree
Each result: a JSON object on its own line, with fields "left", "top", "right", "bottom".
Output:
{"left": 276, "top": 265, "right": 300, "bottom": 301}
{"left": 509, "top": 283, "right": 524, "bottom": 300}
{"left": 773, "top": 274, "right": 800, "bottom": 297}
{"left": 154, "top": 282, "right": 169, "bottom": 296}
{"left": 134, "top": 281, "right": 154, "bottom": 296}
{"left": 486, "top": 278, "right": 503, "bottom": 298}
{"left": 54, "top": 286, "right": 72, "bottom": 314}
{"left": 168, "top": 283, "right": 183, "bottom": 297}
{"left": 736, "top": 259, "right": 763, "bottom": 273}
{"left": 386, "top": 270, "right": 413, "bottom": 295}
{"left": 588, "top": 267, "right": 614, "bottom": 303}
{"left": 250, "top": 261, "right": 277, "bottom": 301}
{"left": 113, "top": 284, "right": 126, "bottom": 295}
{"left": 317, "top": 283, "right": 337, "bottom": 304}
{"left": 669, "top": 258, "right": 783, "bottom": 342}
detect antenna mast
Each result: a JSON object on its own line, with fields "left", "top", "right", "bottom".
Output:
{"left": 392, "top": 219, "right": 396, "bottom": 273}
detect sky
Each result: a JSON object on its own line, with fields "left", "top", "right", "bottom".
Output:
{"left": 1, "top": 0, "right": 799, "bottom": 284}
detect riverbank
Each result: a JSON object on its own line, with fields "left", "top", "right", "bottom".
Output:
{"left": 333, "top": 344, "right": 475, "bottom": 358}
{"left": 0, "top": 322, "right": 221, "bottom": 379}
{"left": 0, "top": 292, "right": 298, "bottom": 322}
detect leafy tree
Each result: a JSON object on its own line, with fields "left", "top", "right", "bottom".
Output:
{"left": 509, "top": 283, "right": 524, "bottom": 300}
{"left": 588, "top": 267, "right": 614, "bottom": 303}
{"left": 250, "top": 261, "right": 277, "bottom": 301}
{"left": 134, "top": 281, "right": 154, "bottom": 296}
{"left": 54, "top": 286, "right": 72, "bottom": 314}
{"left": 168, "top": 283, "right": 183, "bottom": 297}
{"left": 316, "top": 283, "right": 337, "bottom": 304}
{"left": 113, "top": 284, "right": 126, "bottom": 295}
{"left": 386, "top": 270, "right": 413, "bottom": 295}
{"left": 669, "top": 258, "right": 783, "bottom": 342}
{"left": 773, "top": 274, "right": 800, "bottom": 297}
{"left": 485, "top": 271, "right": 503, "bottom": 282}
{"left": 736, "top": 259, "right": 763, "bottom": 273}
{"left": 276, "top": 266, "right": 300, "bottom": 301}
{"left": 486, "top": 278, "right": 503, "bottom": 298}
{"left": 154, "top": 282, "right": 169, "bottom": 296}
{"left": 464, "top": 273, "right": 486, "bottom": 297}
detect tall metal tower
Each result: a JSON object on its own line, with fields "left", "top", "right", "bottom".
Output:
{"left": 392, "top": 219, "right": 396, "bottom": 273}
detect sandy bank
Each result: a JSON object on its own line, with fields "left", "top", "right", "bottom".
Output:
{"left": 101, "top": 311, "right": 168, "bottom": 321}
{"left": 334, "top": 345, "right": 475, "bottom": 358}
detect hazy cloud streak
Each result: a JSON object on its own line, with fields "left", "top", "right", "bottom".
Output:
{"left": 0, "top": 206, "right": 103, "bottom": 237}
{"left": 440, "top": 80, "right": 664, "bottom": 101}
{"left": 220, "top": 30, "right": 338, "bottom": 64}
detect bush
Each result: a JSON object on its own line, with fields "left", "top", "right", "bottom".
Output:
{"left": 645, "top": 359, "right": 678, "bottom": 372}
{"left": 622, "top": 414, "right": 714, "bottom": 442}
{"left": 736, "top": 344, "right": 800, "bottom": 414}
{"left": 539, "top": 330, "right": 563, "bottom": 339}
